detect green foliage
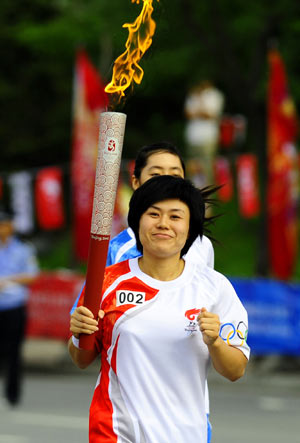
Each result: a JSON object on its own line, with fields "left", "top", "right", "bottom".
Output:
{"left": 213, "top": 198, "right": 261, "bottom": 277}
{"left": 38, "top": 231, "right": 73, "bottom": 270}
{"left": 213, "top": 195, "right": 300, "bottom": 281}
{"left": 1, "top": 0, "right": 300, "bottom": 165}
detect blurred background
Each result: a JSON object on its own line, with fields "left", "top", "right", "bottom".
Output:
{"left": 0, "top": 0, "right": 300, "bottom": 441}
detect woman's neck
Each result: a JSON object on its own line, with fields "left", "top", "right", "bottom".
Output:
{"left": 138, "top": 253, "right": 185, "bottom": 281}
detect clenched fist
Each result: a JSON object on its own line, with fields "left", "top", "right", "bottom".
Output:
{"left": 197, "top": 307, "right": 220, "bottom": 346}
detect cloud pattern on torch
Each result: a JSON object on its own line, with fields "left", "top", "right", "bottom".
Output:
{"left": 91, "top": 112, "right": 127, "bottom": 237}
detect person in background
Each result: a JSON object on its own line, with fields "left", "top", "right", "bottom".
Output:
{"left": 106, "top": 141, "right": 215, "bottom": 268}
{"left": 71, "top": 141, "right": 216, "bottom": 441}
{"left": 0, "top": 209, "right": 39, "bottom": 406}
{"left": 69, "top": 176, "right": 250, "bottom": 443}
{"left": 184, "top": 81, "right": 224, "bottom": 186}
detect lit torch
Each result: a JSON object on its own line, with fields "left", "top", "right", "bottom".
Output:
{"left": 105, "top": 0, "right": 158, "bottom": 102}
{"left": 80, "top": 0, "right": 159, "bottom": 349}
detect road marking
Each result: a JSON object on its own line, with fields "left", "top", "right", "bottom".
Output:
{"left": 9, "top": 411, "right": 88, "bottom": 430}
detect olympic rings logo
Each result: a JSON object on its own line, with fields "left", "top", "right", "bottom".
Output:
{"left": 219, "top": 321, "right": 248, "bottom": 346}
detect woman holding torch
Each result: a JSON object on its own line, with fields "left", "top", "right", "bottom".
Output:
{"left": 70, "top": 141, "right": 215, "bottom": 441}
{"left": 69, "top": 175, "right": 250, "bottom": 443}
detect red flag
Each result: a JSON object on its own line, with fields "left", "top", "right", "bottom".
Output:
{"left": 267, "top": 48, "right": 299, "bottom": 280}
{"left": 214, "top": 156, "right": 233, "bottom": 202}
{"left": 71, "top": 49, "right": 108, "bottom": 261}
{"left": 219, "top": 116, "right": 235, "bottom": 148}
{"left": 236, "top": 154, "right": 260, "bottom": 218}
{"left": 35, "top": 167, "right": 65, "bottom": 230}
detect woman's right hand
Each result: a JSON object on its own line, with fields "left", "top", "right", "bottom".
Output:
{"left": 70, "top": 306, "right": 105, "bottom": 338}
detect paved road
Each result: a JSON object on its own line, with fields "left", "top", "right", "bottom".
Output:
{"left": 1, "top": 361, "right": 300, "bottom": 443}
{"left": 208, "top": 368, "right": 300, "bottom": 443}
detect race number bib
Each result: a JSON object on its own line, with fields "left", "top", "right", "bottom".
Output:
{"left": 116, "top": 290, "right": 146, "bottom": 306}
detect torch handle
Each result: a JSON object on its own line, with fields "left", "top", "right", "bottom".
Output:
{"left": 79, "top": 237, "right": 109, "bottom": 350}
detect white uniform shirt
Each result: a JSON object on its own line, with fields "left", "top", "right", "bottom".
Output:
{"left": 83, "top": 258, "right": 250, "bottom": 443}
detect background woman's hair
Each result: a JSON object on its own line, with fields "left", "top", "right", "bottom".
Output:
{"left": 133, "top": 141, "right": 186, "bottom": 179}
{"left": 128, "top": 175, "right": 219, "bottom": 257}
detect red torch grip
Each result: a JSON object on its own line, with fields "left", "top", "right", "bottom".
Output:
{"left": 79, "top": 237, "right": 109, "bottom": 350}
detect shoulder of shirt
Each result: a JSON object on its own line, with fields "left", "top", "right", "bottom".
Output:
{"left": 200, "top": 235, "right": 213, "bottom": 248}
{"left": 191, "top": 263, "right": 232, "bottom": 303}
{"left": 191, "top": 261, "right": 226, "bottom": 285}
{"left": 105, "top": 259, "right": 131, "bottom": 278}
{"left": 192, "top": 261, "right": 213, "bottom": 274}
{"left": 109, "top": 228, "right": 133, "bottom": 246}
{"left": 190, "top": 235, "right": 213, "bottom": 250}
{"left": 103, "top": 259, "right": 132, "bottom": 292}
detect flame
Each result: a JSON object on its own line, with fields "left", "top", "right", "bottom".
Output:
{"left": 105, "top": 0, "right": 159, "bottom": 102}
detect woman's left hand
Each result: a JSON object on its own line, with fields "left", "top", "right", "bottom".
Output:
{"left": 197, "top": 307, "right": 220, "bottom": 346}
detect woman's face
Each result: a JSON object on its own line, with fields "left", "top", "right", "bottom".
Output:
{"left": 139, "top": 199, "right": 190, "bottom": 259}
{"left": 132, "top": 152, "right": 184, "bottom": 190}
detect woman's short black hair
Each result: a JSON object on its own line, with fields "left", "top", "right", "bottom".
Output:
{"left": 133, "top": 141, "right": 186, "bottom": 179}
{"left": 128, "top": 175, "right": 217, "bottom": 257}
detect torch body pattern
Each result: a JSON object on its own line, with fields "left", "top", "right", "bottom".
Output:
{"left": 91, "top": 112, "right": 127, "bottom": 237}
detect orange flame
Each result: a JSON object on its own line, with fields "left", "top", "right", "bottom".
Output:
{"left": 105, "top": 0, "right": 159, "bottom": 102}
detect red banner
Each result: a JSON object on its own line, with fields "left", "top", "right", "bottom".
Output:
{"left": 219, "top": 116, "right": 235, "bottom": 148}
{"left": 35, "top": 167, "right": 65, "bottom": 230}
{"left": 267, "top": 49, "right": 298, "bottom": 280}
{"left": 71, "top": 49, "right": 108, "bottom": 261}
{"left": 236, "top": 154, "right": 260, "bottom": 218}
{"left": 214, "top": 156, "right": 233, "bottom": 202}
{"left": 26, "top": 271, "right": 84, "bottom": 340}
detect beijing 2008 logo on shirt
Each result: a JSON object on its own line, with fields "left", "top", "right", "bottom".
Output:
{"left": 103, "top": 137, "right": 119, "bottom": 161}
{"left": 184, "top": 308, "right": 201, "bottom": 335}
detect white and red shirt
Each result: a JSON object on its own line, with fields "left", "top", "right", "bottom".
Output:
{"left": 77, "top": 258, "right": 250, "bottom": 443}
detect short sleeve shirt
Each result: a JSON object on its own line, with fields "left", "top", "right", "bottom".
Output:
{"left": 77, "top": 258, "right": 250, "bottom": 443}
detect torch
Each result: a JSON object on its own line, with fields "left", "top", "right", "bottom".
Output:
{"left": 79, "top": 0, "right": 158, "bottom": 349}
{"left": 79, "top": 112, "right": 126, "bottom": 349}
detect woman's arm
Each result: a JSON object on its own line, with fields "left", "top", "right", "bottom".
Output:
{"left": 198, "top": 308, "right": 248, "bottom": 381}
{"left": 68, "top": 337, "right": 99, "bottom": 370}
{"left": 206, "top": 336, "right": 248, "bottom": 381}
{"left": 68, "top": 306, "right": 104, "bottom": 369}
